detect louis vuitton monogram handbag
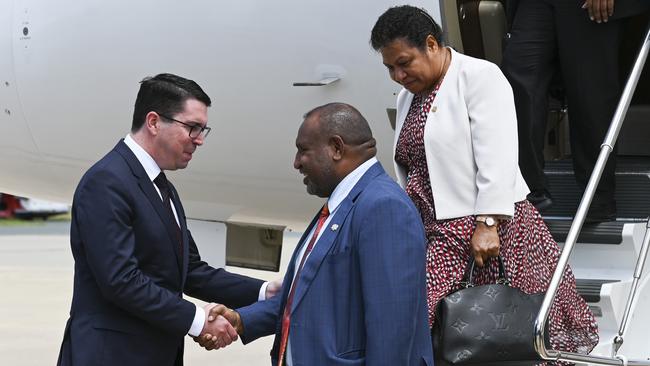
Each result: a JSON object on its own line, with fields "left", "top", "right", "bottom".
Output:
{"left": 432, "top": 257, "right": 550, "bottom": 366}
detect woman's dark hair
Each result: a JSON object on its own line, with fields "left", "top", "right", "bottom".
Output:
{"left": 370, "top": 5, "right": 443, "bottom": 51}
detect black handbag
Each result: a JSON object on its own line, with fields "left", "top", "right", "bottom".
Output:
{"left": 432, "top": 256, "right": 550, "bottom": 366}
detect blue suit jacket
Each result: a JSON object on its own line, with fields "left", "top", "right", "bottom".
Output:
{"left": 57, "top": 140, "right": 263, "bottom": 366}
{"left": 238, "top": 162, "right": 433, "bottom": 365}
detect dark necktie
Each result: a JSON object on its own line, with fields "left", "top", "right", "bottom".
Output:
{"left": 277, "top": 204, "right": 330, "bottom": 365}
{"left": 153, "top": 172, "right": 183, "bottom": 255}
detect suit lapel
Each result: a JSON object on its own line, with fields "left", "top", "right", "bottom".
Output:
{"left": 289, "top": 162, "right": 384, "bottom": 313}
{"left": 289, "top": 198, "right": 352, "bottom": 313}
{"left": 286, "top": 213, "right": 320, "bottom": 283}
{"left": 274, "top": 212, "right": 320, "bottom": 326}
{"left": 115, "top": 141, "right": 183, "bottom": 271}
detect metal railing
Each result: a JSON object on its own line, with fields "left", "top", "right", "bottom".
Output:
{"left": 533, "top": 23, "right": 650, "bottom": 366}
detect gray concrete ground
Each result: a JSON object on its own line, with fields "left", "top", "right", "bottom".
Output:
{"left": 0, "top": 221, "right": 283, "bottom": 366}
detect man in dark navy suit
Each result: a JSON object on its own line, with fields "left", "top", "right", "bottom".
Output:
{"left": 57, "top": 73, "right": 276, "bottom": 366}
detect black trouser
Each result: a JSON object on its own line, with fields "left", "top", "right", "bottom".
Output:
{"left": 502, "top": 0, "right": 620, "bottom": 207}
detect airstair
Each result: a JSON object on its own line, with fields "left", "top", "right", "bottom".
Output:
{"left": 534, "top": 22, "right": 650, "bottom": 366}
{"left": 439, "top": 1, "right": 650, "bottom": 362}
{"left": 542, "top": 159, "right": 650, "bottom": 363}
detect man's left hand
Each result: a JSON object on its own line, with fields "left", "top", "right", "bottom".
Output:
{"left": 583, "top": 0, "right": 615, "bottom": 23}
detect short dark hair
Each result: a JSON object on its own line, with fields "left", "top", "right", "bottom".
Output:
{"left": 304, "top": 103, "right": 373, "bottom": 145}
{"left": 370, "top": 5, "right": 443, "bottom": 51}
{"left": 131, "top": 73, "right": 212, "bottom": 132}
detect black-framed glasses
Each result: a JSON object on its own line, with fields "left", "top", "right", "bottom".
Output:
{"left": 156, "top": 112, "right": 211, "bottom": 140}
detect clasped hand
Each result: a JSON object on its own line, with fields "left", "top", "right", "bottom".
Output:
{"left": 470, "top": 223, "right": 500, "bottom": 267}
{"left": 193, "top": 279, "right": 281, "bottom": 351}
{"left": 193, "top": 303, "right": 243, "bottom": 351}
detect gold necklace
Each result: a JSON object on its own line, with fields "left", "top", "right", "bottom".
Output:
{"left": 420, "top": 47, "right": 449, "bottom": 97}
{"left": 434, "top": 47, "right": 449, "bottom": 89}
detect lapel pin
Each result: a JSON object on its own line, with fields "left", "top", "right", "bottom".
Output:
{"left": 331, "top": 224, "right": 339, "bottom": 231}
{"left": 431, "top": 106, "right": 437, "bottom": 112}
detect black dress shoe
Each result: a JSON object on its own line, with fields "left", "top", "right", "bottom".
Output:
{"left": 527, "top": 190, "right": 553, "bottom": 211}
{"left": 585, "top": 200, "right": 617, "bottom": 223}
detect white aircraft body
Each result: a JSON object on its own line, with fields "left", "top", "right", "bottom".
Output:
{"left": 1, "top": 0, "right": 649, "bottom": 364}
{"left": 0, "top": 0, "right": 443, "bottom": 230}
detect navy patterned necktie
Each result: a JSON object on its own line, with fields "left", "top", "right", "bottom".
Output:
{"left": 153, "top": 172, "right": 183, "bottom": 254}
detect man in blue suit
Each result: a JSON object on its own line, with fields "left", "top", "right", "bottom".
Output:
{"left": 201, "top": 103, "right": 433, "bottom": 365}
{"left": 57, "top": 73, "right": 276, "bottom": 366}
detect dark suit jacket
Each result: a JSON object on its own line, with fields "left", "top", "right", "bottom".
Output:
{"left": 237, "top": 162, "right": 433, "bottom": 365}
{"left": 506, "top": 0, "right": 650, "bottom": 26}
{"left": 57, "top": 140, "right": 263, "bottom": 366}
{"left": 609, "top": 0, "right": 650, "bottom": 20}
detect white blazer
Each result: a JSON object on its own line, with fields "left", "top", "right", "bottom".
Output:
{"left": 393, "top": 48, "right": 529, "bottom": 220}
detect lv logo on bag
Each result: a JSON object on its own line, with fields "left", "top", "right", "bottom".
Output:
{"left": 488, "top": 312, "right": 509, "bottom": 330}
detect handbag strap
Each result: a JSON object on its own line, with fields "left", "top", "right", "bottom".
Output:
{"left": 460, "top": 256, "right": 510, "bottom": 288}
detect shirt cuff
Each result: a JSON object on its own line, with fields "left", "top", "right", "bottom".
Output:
{"left": 258, "top": 281, "right": 269, "bottom": 301}
{"left": 187, "top": 305, "right": 205, "bottom": 337}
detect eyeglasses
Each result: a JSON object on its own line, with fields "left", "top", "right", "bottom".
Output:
{"left": 156, "top": 112, "right": 211, "bottom": 140}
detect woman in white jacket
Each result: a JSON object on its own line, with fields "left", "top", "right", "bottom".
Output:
{"left": 370, "top": 5, "right": 598, "bottom": 358}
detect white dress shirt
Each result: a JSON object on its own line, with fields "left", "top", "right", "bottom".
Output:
{"left": 123, "top": 135, "right": 267, "bottom": 337}
{"left": 286, "top": 157, "right": 378, "bottom": 365}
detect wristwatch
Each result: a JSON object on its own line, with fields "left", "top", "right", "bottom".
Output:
{"left": 476, "top": 216, "right": 498, "bottom": 227}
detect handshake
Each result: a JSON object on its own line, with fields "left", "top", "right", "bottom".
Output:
{"left": 193, "top": 303, "right": 243, "bottom": 351}
{"left": 193, "top": 278, "right": 281, "bottom": 350}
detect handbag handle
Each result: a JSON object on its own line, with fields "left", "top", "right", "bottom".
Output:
{"left": 460, "top": 256, "right": 510, "bottom": 288}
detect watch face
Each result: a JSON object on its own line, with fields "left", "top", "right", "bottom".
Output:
{"left": 485, "top": 217, "right": 495, "bottom": 226}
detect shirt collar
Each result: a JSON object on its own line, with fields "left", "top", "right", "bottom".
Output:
{"left": 327, "top": 157, "right": 378, "bottom": 213}
{"left": 124, "top": 134, "right": 161, "bottom": 182}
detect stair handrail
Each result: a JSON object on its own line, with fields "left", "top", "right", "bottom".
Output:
{"left": 533, "top": 22, "right": 650, "bottom": 366}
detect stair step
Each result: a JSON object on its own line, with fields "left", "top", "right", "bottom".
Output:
{"left": 544, "top": 158, "right": 650, "bottom": 174}
{"left": 576, "top": 278, "right": 620, "bottom": 303}
{"left": 545, "top": 220, "right": 624, "bottom": 245}
{"left": 543, "top": 173, "right": 650, "bottom": 219}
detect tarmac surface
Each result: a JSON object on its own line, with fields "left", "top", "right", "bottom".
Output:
{"left": 0, "top": 221, "right": 284, "bottom": 366}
